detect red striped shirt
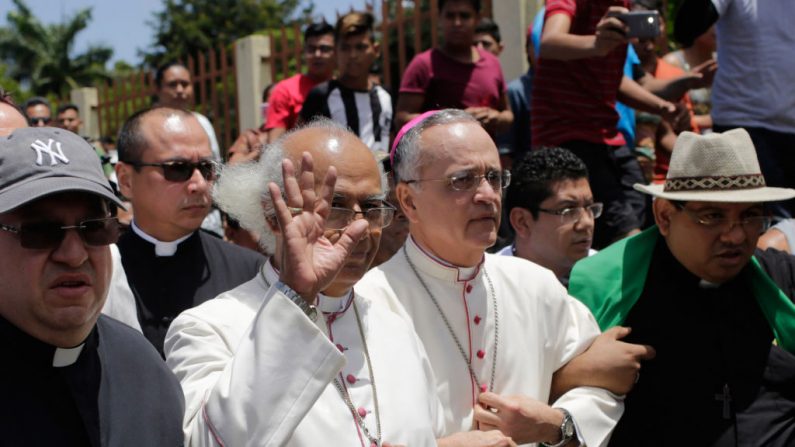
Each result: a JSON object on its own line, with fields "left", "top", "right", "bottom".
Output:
{"left": 531, "top": 0, "right": 629, "bottom": 147}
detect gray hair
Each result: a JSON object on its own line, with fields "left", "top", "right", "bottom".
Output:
{"left": 392, "top": 109, "right": 478, "bottom": 184}
{"left": 212, "top": 118, "right": 388, "bottom": 254}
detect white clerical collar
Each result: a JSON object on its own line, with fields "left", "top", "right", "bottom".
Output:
{"left": 406, "top": 235, "right": 483, "bottom": 282}
{"left": 131, "top": 220, "right": 193, "bottom": 257}
{"left": 53, "top": 344, "right": 85, "bottom": 367}
{"left": 260, "top": 258, "right": 349, "bottom": 312}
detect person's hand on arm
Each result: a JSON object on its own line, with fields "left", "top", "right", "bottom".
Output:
{"left": 473, "top": 393, "right": 575, "bottom": 446}
{"left": 226, "top": 128, "right": 268, "bottom": 164}
{"left": 395, "top": 92, "right": 426, "bottom": 130}
{"left": 636, "top": 59, "right": 718, "bottom": 102}
{"left": 465, "top": 93, "right": 514, "bottom": 135}
{"left": 550, "top": 326, "right": 656, "bottom": 400}
{"left": 540, "top": 7, "right": 629, "bottom": 61}
{"left": 269, "top": 152, "right": 369, "bottom": 301}
{"left": 618, "top": 75, "right": 692, "bottom": 132}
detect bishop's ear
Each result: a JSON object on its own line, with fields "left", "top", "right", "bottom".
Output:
{"left": 395, "top": 182, "right": 419, "bottom": 223}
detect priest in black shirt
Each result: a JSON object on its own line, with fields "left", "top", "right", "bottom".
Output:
{"left": 569, "top": 129, "right": 795, "bottom": 446}
{"left": 113, "top": 107, "right": 265, "bottom": 356}
{"left": 0, "top": 127, "right": 183, "bottom": 446}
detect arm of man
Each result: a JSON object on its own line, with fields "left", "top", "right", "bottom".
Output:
{"left": 635, "top": 59, "right": 717, "bottom": 101}
{"left": 226, "top": 128, "right": 268, "bottom": 165}
{"left": 395, "top": 52, "right": 433, "bottom": 129}
{"left": 540, "top": 7, "right": 628, "bottom": 61}
{"left": 395, "top": 92, "right": 426, "bottom": 130}
{"left": 617, "top": 76, "right": 691, "bottom": 132}
{"left": 464, "top": 92, "right": 514, "bottom": 135}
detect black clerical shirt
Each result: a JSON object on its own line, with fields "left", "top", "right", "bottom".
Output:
{"left": 1, "top": 316, "right": 101, "bottom": 446}
{"left": 609, "top": 240, "right": 795, "bottom": 446}
{"left": 117, "top": 227, "right": 265, "bottom": 356}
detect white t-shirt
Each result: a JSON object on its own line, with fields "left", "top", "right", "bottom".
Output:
{"left": 193, "top": 112, "right": 221, "bottom": 160}
{"left": 711, "top": 0, "right": 795, "bottom": 133}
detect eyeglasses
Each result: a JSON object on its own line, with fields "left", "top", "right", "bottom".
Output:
{"left": 404, "top": 169, "right": 511, "bottom": 192}
{"left": 325, "top": 203, "right": 396, "bottom": 230}
{"left": 538, "top": 203, "right": 604, "bottom": 224}
{"left": 304, "top": 44, "right": 335, "bottom": 55}
{"left": 673, "top": 203, "right": 771, "bottom": 233}
{"left": 28, "top": 117, "right": 51, "bottom": 126}
{"left": 0, "top": 217, "right": 120, "bottom": 249}
{"left": 128, "top": 160, "right": 217, "bottom": 182}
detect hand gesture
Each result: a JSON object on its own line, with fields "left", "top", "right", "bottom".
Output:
{"left": 474, "top": 393, "right": 563, "bottom": 445}
{"left": 437, "top": 430, "right": 517, "bottom": 447}
{"left": 690, "top": 58, "right": 718, "bottom": 88}
{"left": 594, "top": 7, "right": 629, "bottom": 56}
{"left": 465, "top": 107, "right": 501, "bottom": 134}
{"left": 268, "top": 152, "right": 369, "bottom": 301}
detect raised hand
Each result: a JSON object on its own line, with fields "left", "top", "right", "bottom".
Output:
{"left": 268, "top": 152, "right": 369, "bottom": 301}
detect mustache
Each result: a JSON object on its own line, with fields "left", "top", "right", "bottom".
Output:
{"left": 181, "top": 196, "right": 211, "bottom": 208}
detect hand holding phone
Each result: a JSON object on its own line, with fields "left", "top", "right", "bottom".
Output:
{"left": 607, "top": 10, "right": 661, "bottom": 39}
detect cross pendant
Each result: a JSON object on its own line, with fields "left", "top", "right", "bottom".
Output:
{"left": 714, "top": 383, "right": 732, "bottom": 420}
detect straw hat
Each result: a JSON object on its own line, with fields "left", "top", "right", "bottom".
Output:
{"left": 634, "top": 129, "right": 795, "bottom": 202}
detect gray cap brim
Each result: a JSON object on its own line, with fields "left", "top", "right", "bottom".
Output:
{"left": 0, "top": 176, "right": 124, "bottom": 214}
{"left": 634, "top": 183, "right": 795, "bottom": 203}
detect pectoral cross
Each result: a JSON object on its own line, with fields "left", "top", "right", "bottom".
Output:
{"left": 714, "top": 383, "right": 733, "bottom": 419}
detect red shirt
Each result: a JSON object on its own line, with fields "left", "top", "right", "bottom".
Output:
{"left": 264, "top": 74, "right": 323, "bottom": 131}
{"left": 400, "top": 48, "right": 506, "bottom": 111}
{"left": 531, "top": 0, "right": 629, "bottom": 147}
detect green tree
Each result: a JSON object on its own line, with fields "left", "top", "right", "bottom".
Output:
{"left": 0, "top": 0, "right": 113, "bottom": 98}
{"left": 142, "top": 0, "right": 307, "bottom": 69}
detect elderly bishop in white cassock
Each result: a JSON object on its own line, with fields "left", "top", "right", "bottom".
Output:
{"left": 164, "top": 122, "right": 445, "bottom": 446}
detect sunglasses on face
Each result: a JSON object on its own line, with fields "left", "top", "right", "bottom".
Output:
{"left": 0, "top": 217, "right": 120, "bottom": 249}
{"left": 28, "top": 117, "right": 51, "bottom": 126}
{"left": 129, "top": 160, "right": 217, "bottom": 182}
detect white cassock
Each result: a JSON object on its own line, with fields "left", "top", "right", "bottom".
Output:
{"left": 164, "top": 259, "right": 443, "bottom": 447}
{"left": 357, "top": 237, "right": 623, "bottom": 446}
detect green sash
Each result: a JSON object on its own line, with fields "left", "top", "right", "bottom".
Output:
{"left": 568, "top": 226, "right": 795, "bottom": 354}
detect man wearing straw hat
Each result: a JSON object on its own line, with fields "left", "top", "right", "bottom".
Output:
{"left": 569, "top": 129, "right": 795, "bottom": 445}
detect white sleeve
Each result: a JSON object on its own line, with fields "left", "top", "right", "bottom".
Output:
{"left": 165, "top": 287, "right": 345, "bottom": 447}
{"left": 549, "top": 292, "right": 624, "bottom": 447}
{"left": 100, "top": 244, "right": 142, "bottom": 332}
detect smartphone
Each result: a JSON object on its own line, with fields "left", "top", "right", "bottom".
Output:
{"left": 608, "top": 10, "right": 661, "bottom": 39}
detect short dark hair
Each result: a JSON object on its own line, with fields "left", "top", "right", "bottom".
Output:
{"left": 335, "top": 11, "right": 375, "bottom": 42}
{"left": 475, "top": 17, "right": 501, "bottom": 43}
{"left": 304, "top": 21, "right": 334, "bottom": 42}
{"left": 154, "top": 61, "right": 189, "bottom": 88}
{"left": 117, "top": 106, "right": 193, "bottom": 162}
{"left": 505, "top": 147, "right": 589, "bottom": 219}
{"left": 56, "top": 103, "right": 79, "bottom": 115}
{"left": 439, "top": 0, "right": 481, "bottom": 13}
{"left": 23, "top": 96, "right": 51, "bottom": 112}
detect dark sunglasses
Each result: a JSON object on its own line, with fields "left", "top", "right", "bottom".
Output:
{"left": 28, "top": 117, "right": 51, "bottom": 125}
{"left": 129, "top": 160, "right": 217, "bottom": 182}
{"left": 0, "top": 217, "right": 120, "bottom": 249}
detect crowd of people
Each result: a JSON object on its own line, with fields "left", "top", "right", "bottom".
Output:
{"left": 0, "top": 0, "right": 793, "bottom": 445}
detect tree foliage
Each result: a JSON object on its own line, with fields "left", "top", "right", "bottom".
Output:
{"left": 0, "top": 0, "right": 113, "bottom": 98}
{"left": 142, "top": 0, "right": 309, "bottom": 69}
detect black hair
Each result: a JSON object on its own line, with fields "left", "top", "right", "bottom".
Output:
{"left": 505, "top": 147, "right": 589, "bottom": 219}
{"left": 23, "top": 96, "right": 51, "bottom": 112}
{"left": 475, "top": 17, "right": 501, "bottom": 43}
{"left": 335, "top": 11, "right": 376, "bottom": 42}
{"left": 154, "top": 61, "right": 189, "bottom": 88}
{"left": 117, "top": 106, "right": 193, "bottom": 162}
{"left": 439, "top": 0, "right": 481, "bottom": 13}
{"left": 56, "top": 103, "right": 79, "bottom": 115}
{"left": 304, "top": 21, "right": 334, "bottom": 42}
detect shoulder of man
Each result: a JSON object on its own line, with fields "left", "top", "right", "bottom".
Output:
{"left": 754, "top": 247, "right": 795, "bottom": 302}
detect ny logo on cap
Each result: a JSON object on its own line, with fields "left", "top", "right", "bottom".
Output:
{"left": 31, "top": 138, "right": 70, "bottom": 166}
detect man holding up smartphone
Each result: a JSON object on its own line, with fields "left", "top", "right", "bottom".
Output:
{"left": 532, "top": 0, "right": 688, "bottom": 249}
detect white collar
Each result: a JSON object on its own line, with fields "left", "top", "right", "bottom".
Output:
{"left": 131, "top": 220, "right": 193, "bottom": 257}
{"left": 405, "top": 235, "right": 483, "bottom": 283}
{"left": 53, "top": 344, "right": 85, "bottom": 367}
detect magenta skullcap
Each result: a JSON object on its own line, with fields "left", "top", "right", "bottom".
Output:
{"left": 390, "top": 110, "right": 440, "bottom": 166}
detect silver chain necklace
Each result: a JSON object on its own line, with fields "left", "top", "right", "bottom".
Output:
{"left": 328, "top": 299, "right": 382, "bottom": 447}
{"left": 260, "top": 267, "right": 382, "bottom": 446}
{"left": 403, "top": 246, "right": 499, "bottom": 394}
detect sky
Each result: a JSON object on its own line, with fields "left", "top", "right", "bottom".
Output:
{"left": 0, "top": 0, "right": 371, "bottom": 66}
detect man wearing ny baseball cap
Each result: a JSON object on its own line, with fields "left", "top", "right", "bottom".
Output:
{"left": 569, "top": 129, "right": 795, "bottom": 445}
{"left": 0, "top": 127, "right": 184, "bottom": 446}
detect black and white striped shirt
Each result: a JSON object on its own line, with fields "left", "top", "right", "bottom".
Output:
{"left": 300, "top": 80, "right": 392, "bottom": 153}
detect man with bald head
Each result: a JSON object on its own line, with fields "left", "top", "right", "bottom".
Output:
{"left": 0, "top": 90, "right": 27, "bottom": 136}
{"left": 164, "top": 119, "right": 456, "bottom": 446}
{"left": 111, "top": 107, "right": 264, "bottom": 355}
